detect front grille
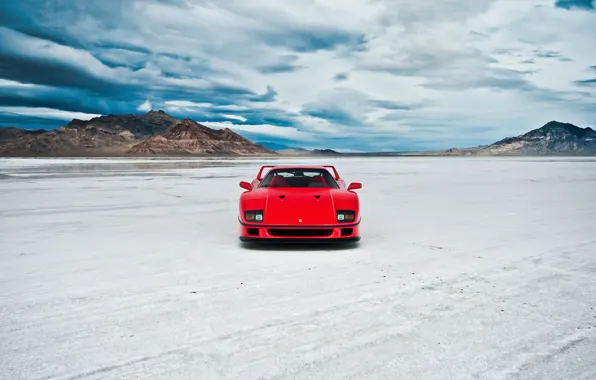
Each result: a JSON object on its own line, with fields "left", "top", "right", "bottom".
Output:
{"left": 268, "top": 229, "right": 333, "bottom": 237}
{"left": 247, "top": 228, "right": 260, "bottom": 236}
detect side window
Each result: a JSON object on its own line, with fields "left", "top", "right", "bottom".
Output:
{"left": 259, "top": 172, "right": 274, "bottom": 187}
{"left": 323, "top": 171, "right": 340, "bottom": 188}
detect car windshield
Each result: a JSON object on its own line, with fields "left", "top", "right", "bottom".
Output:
{"left": 260, "top": 168, "right": 339, "bottom": 188}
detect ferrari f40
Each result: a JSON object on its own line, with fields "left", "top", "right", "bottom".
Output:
{"left": 238, "top": 165, "right": 362, "bottom": 242}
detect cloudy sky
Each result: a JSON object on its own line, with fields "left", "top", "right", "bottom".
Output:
{"left": 0, "top": 0, "right": 595, "bottom": 151}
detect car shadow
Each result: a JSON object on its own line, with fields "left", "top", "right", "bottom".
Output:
{"left": 239, "top": 241, "right": 361, "bottom": 251}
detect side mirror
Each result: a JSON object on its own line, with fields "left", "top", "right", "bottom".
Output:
{"left": 347, "top": 182, "right": 362, "bottom": 191}
{"left": 239, "top": 181, "right": 252, "bottom": 191}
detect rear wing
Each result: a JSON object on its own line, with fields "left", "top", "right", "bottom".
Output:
{"left": 256, "top": 165, "right": 276, "bottom": 180}
{"left": 324, "top": 165, "right": 340, "bottom": 180}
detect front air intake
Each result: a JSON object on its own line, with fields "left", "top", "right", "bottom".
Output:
{"left": 268, "top": 229, "right": 333, "bottom": 237}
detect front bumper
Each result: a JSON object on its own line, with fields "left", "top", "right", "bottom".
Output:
{"left": 238, "top": 218, "right": 361, "bottom": 242}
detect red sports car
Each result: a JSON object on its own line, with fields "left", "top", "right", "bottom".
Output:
{"left": 238, "top": 165, "right": 362, "bottom": 243}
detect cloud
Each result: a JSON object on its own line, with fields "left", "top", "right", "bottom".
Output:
{"left": 257, "top": 64, "right": 305, "bottom": 74}
{"left": 333, "top": 72, "right": 349, "bottom": 82}
{"left": 0, "top": 27, "right": 122, "bottom": 93}
{"left": 368, "top": 100, "right": 415, "bottom": 110}
{"left": 258, "top": 27, "right": 366, "bottom": 53}
{"left": 222, "top": 114, "right": 247, "bottom": 122}
{"left": 555, "top": 0, "right": 595, "bottom": 11}
{"left": 256, "top": 55, "right": 306, "bottom": 74}
{"left": 575, "top": 78, "right": 596, "bottom": 86}
{"left": 249, "top": 85, "right": 278, "bottom": 102}
{"left": 0, "top": 111, "right": 67, "bottom": 130}
{"left": 201, "top": 121, "right": 314, "bottom": 141}
{"left": 0, "top": 107, "right": 101, "bottom": 121}
{"left": 137, "top": 100, "right": 152, "bottom": 112}
{"left": 0, "top": 0, "right": 595, "bottom": 151}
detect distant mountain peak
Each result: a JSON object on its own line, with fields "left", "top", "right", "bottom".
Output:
{"left": 312, "top": 148, "right": 341, "bottom": 155}
{"left": 543, "top": 120, "right": 569, "bottom": 127}
{"left": 128, "top": 118, "right": 274, "bottom": 156}
{"left": 526, "top": 121, "right": 596, "bottom": 140}
{"left": 163, "top": 119, "right": 213, "bottom": 140}
{"left": 537, "top": 120, "right": 583, "bottom": 132}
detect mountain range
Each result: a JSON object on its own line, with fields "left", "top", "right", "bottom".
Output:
{"left": 0, "top": 113, "right": 594, "bottom": 157}
{"left": 477, "top": 121, "right": 596, "bottom": 156}
{"left": 0, "top": 111, "right": 273, "bottom": 157}
{"left": 434, "top": 121, "right": 596, "bottom": 156}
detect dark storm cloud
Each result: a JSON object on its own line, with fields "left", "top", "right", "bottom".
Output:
{"left": 0, "top": 31, "right": 122, "bottom": 93}
{"left": 333, "top": 72, "right": 349, "bottom": 82}
{"left": 0, "top": 0, "right": 134, "bottom": 29}
{"left": 0, "top": 2, "right": 77, "bottom": 48}
{"left": 368, "top": 100, "right": 413, "bottom": 110}
{"left": 555, "top": 0, "right": 595, "bottom": 10}
{"left": 0, "top": 112, "right": 66, "bottom": 130}
{"left": 574, "top": 78, "right": 596, "bottom": 86}
{"left": 0, "top": 1, "right": 141, "bottom": 53}
{"left": 0, "top": 86, "right": 133, "bottom": 115}
{"left": 257, "top": 64, "right": 305, "bottom": 74}
{"left": 257, "top": 26, "right": 366, "bottom": 53}
{"left": 535, "top": 50, "right": 563, "bottom": 58}
{"left": 249, "top": 86, "right": 278, "bottom": 102}
{"left": 0, "top": 53, "right": 130, "bottom": 97}
{"left": 555, "top": 67, "right": 596, "bottom": 88}
{"left": 533, "top": 49, "right": 574, "bottom": 62}
{"left": 255, "top": 54, "right": 306, "bottom": 74}
{"left": 302, "top": 106, "right": 361, "bottom": 127}
{"left": 222, "top": 109, "right": 297, "bottom": 127}
{"left": 92, "top": 50, "right": 148, "bottom": 71}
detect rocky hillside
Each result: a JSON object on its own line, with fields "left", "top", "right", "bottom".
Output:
{"left": 0, "top": 127, "right": 46, "bottom": 142}
{"left": 128, "top": 119, "right": 273, "bottom": 155}
{"left": 67, "top": 110, "right": 177, "bottom": 137}
{"left": 0, "top": 111, "right": 274, "bottom": 156}
{"left": 0, "top": 127, "right": 48, "bottom": 155}
{"left": 477, "top": 121, "right": 596, "bottom": 156}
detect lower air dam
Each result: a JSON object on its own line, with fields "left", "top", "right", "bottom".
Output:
{"left": 1, "top": 157, "right": 595, "bottom": 379}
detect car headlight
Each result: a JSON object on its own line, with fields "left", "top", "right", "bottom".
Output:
{"left": 337, "top": 210, "right": 355, "bottom": 222}
{"left": 245, "top": 210, "right": 264, "bottom": 222}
